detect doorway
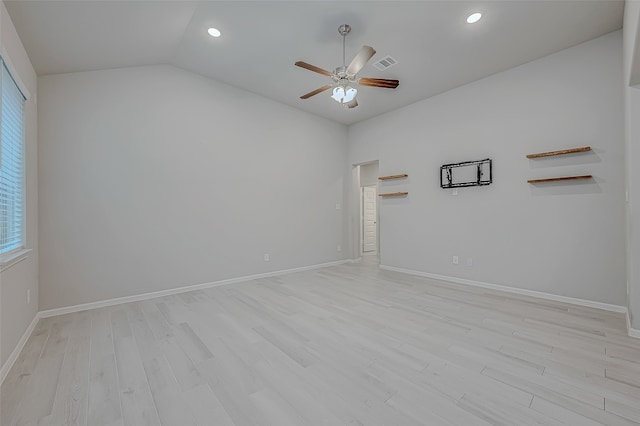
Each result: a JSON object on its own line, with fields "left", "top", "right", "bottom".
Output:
{"left": 362, "top": 185, "right": 377, "bottom": 254}
{"left": 356, "top": 161, "right": 379, "bottom": 260}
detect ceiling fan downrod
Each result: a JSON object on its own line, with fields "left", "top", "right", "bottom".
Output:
{"left": 338, "top": 24, "right": 351, "bottom": 68}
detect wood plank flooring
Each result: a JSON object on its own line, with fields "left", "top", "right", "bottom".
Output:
{"left": 2, "top": 259, "right": 640, "bottom": 425}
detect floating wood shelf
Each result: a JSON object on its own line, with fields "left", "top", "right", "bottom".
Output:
{"left": 527, "top": 175, "right": 592, "bottom": 184}
{"left": 378, "top": 174, "right": 408, "bottom": 181}
{"left": 378, "top": 192, "right": 409, "bottom": 197}
{"left": 526, "top": 146, "right": 591, "bottom": 159}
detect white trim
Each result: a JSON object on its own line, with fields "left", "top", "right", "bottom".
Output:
{"left": 0, "top": 312, "right": 39, "bottom": 385}
{"left": 6, "top": 259, "right": 636, "bottom": 385}
{"left": 39, "top": 260, "right": 353, "bottom": 318}
{"left": 0, "top": 47, "right": 31, "bottom": 100}
{"left": 0, "top": 248, "right": 31, "bottom": 273}
{"left": 380, "top": 264, "right": 628, "bottom": 314}
{"left": 627, "top": 311, "right": 640, "bottom": 339}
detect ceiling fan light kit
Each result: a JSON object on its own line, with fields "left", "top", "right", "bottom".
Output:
{"left": 295, "top": 24, "right": 399, "bottom": 109}
{"left": 331, "top": 85, "right": 357, "bottom": 104}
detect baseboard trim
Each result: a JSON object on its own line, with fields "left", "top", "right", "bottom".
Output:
{"left": 0, "top": 313, "right": 40, "bottom": 385}
{"left": 627, "top": 311, "right": 640, "bottom": 338}
{"left": 39, "top": 259, "right": 353, "bottom": 318}
{"left": 4, "top": 259, "right": 354, "bottom": 384}
{"left": 379, "top": 265, "right": 628, "bottom": 314}
{"left": 6, "top": 259, "right": 636, "bottom": 384}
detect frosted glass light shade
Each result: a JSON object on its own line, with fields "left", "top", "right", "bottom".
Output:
{"left": 331, "top": 85, "right": 357, "bottom": 103}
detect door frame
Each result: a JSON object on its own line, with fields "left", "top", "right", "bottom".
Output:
{"left": 361, "top": 185, "right": 378, "bottom": 254}
{"left": 352, "top": 160, "right": 380, "bottom": 260}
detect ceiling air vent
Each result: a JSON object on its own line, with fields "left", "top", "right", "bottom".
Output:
{"left": 372, "top": 55, "right": 398, "bottom": 71}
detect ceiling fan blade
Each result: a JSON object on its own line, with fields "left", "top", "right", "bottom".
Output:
{"left": 295, "top": 61, "right": 332, "bottom": 77}
{"left": 346, "top": 46, "right": 376, "bottom": 76}
{"left": 300, "top": 85, "right": 332, "bottom": 99}
{"left": 358, "top": 78, "right": 400, "bottom": 89}
{"left": 346, "top": 99, "right": 358, "bottom": 109}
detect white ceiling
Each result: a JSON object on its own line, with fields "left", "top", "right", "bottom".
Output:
{"left": 5, "top": 1, "right": 624, "bottom": 125}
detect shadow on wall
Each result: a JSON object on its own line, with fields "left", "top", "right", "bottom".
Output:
{"left": 528, "top": 149, "right": 602, "bottom": 169}
{"left": 528, "top": 177, "right": 603, "bottom": 196}
{"left": 378, "top": 195, "right": 411, "bottom": 205}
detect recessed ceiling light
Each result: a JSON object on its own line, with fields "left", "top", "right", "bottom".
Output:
{"left": 466, "top": 12, "right": 482, "bottom": 24}
{"left": 207, "top": 27, "right": 221, "bottom": 37}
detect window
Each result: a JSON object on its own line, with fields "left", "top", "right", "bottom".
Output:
{"left": 0, "top": 59, "right": 26, "bottom": 254}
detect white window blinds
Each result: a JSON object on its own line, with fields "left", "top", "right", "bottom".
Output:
{"left": 0, "top": 60, "right": 26, "bottom": 254}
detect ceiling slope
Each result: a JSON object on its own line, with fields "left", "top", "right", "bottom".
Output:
{"left": 6, "top": 1, "right": 624, "bottom": 124}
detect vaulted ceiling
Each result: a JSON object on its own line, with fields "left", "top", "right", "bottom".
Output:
{"left": 5, "top": 1, "right": 624, "bottom": 125}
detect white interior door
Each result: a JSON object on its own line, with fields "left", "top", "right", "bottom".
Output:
{"left": 362, "top": 186, "right": 377, "bottom": 253}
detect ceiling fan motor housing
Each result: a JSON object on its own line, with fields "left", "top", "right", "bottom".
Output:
{"left": 332, "top": 66, "right": 356, "bottom": 82}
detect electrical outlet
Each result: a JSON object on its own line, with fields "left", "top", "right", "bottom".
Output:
{"left": 452, "top": 189, "right": 458, "bottom": 196}
{"left": 467, "top": 258, "right": 473, "bottom": 267}
{"left": 452, "top": 255, "right": 459, "bottom": 265}
{"left": 337, "top": 245, "right": 341, "bottom": 252}
{"left": 335, "top": 204, "right": 341, "bottom": 210}
{"left": 264, "top": 253, "right": 270, "bottom": 262}
{"left": 27, "top": 289, "right": 31, "bottom": 304}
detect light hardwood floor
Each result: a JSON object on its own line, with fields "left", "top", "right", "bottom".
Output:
{"left": 2, "top": 259, "right": 640, "bottom": 425}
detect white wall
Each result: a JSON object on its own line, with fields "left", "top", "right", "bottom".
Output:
{"left": 627, "top": 1, "right": 640, "bottom": 87}
{"left": 359, "top": 162, "right": 379, "bottom": 187}
{"left": 628, "top": 88, "right": 640, "bottom": 327}
{"left": 624, "top": 0, "right": 640, "bottom": 329}
{"left": 0, "top": 1, "right": 38, "bottom": 369}
{"left": 38, "top": 65, "right": 349, "bottom": 310}
{"left": 349, "top": 31, "right": 626, "bottom": 306}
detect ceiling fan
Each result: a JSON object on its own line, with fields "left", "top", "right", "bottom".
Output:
{"left": 295, "top": 24, "right": 399, "bottom": 109}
